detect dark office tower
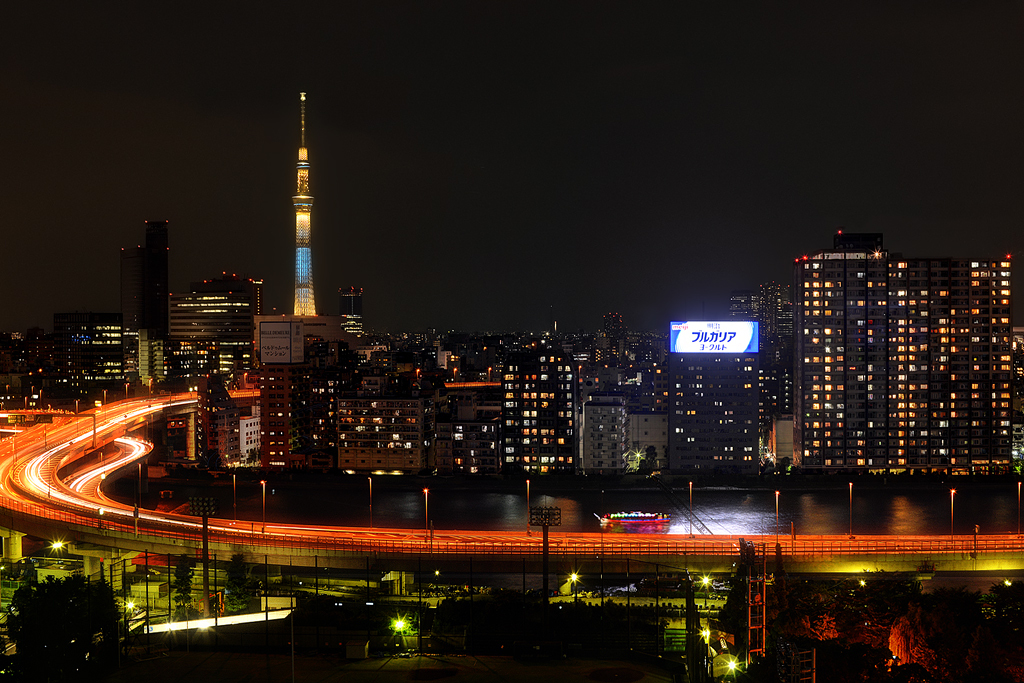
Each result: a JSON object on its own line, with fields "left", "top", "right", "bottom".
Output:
{"left": 755, "top": 282, "right": 794, "bottom": 433}
{"left": 500, "top": 348, "right": 576, "bottom": 474}
{"left": 339, "top": 286, "right": 364, "bottom": 335}
{"left": 728, "top": 290, "right": 757, "bottom": 319}
{"left": 121, "top": 220, "right": 170, "bottom": 376}
{"left": 54, "top": 312, "right": 124, "bottom": 392}
{"left": 603, "top": 312, "right": 625, "bottom": 339}
{"left": 794, "top": 232, "right": 1013, "bottom": 474}
{"left": 598, "top": 312, "right": 626, "bottom": 364}
{"left": 168, "top": 274, "right": 263, "bottom": 378}
{"left": 756, "top": 282, "right": 792, "bottom": 364}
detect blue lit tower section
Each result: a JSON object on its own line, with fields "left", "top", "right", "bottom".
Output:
{"left": 293, "top": 92, "right": 317, "bottom": 316}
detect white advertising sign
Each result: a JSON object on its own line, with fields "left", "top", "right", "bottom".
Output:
{"left": 670, "top": 321, "right": 759, "bottom": 354}
{"left": 260, "top": 321, "right": 304, "bottom": 363}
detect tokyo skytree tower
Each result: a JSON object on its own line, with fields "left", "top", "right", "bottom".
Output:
{"left": 293, "top": 92, "right": 317, "bottom": 315}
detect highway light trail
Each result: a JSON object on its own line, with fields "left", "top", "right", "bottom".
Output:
{"left": 3, "top": 394, "right": 1024, "bottom": 572}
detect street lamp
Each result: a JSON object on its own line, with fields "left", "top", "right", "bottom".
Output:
{"left": 423, "top": 488, "right": 429, "bottom": 540}
{"left": 368, "top": 476, "right": 373, "bottom": 529}
{"left": 232, "top": 473, "right": 237, "bottom": 522}
{"left": 570, "top": 571, "right": 579, "bottom": 604}
{"left": 260, "top": 480, "right": 267, "bottom": 533}
{"left": 1017, "top": 481, "right": 1021, "bottom": 537}
{"left": 849, "top": 482, "right": 854, "bottom": 538}
{"left": 775, "top": 490, "right": 780, "bottom": 548}
{"left": 526, "top": 478, "right": 530, "bottom": 535}
{"left": 950, "top": 488, "right": 956, "bottom": 541}
{"left": 689, "top": 481, "right": 694, "bottom": 537}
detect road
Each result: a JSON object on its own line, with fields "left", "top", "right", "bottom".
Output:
{"left": 1, "top": 395, "right": 1023, "bottom": 573}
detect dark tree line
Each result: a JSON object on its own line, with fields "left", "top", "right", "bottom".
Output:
{"left": 720, "top": 573, "right": 1024, "bottom": 682}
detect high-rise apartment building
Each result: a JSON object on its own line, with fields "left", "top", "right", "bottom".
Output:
{"left": 259, "top": 363, "right": 310, "bottom": 469}
{"left": 793, "top": 232, "right": 1013, "bottom": 473}
{"left": 501, "top": 348, "right": 576, "bottom": 474}
{"left": 339, "top": 286, "right": 364, "bottom": 335}
{"left": 336, "top": 396, "right": 434, "bottom": 473}
{"left": 581, "top": 391, "right": 629, "bottom": 474}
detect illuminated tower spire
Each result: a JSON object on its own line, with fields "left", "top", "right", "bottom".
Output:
{"left": 293, "top": 92, "right": 317, "bottom": 315}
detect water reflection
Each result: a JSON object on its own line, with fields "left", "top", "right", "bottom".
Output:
{"left": 888, "top": 496, "right": 923, "bottom": 536}
{"left": 264, "top": 481, "right": 1022, "bottom": 537}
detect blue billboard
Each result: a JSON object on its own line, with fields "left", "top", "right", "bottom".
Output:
{"left": 670, "top": 321, "right": 759, "bottom": 353}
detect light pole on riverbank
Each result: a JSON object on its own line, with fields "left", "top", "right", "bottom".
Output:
{"left": 423, "top": 488, "right": 429, "bottom": 540}
{"left": 849, "top": 482, "right": 853, "bottom": 538}
{"left": 950, "top": 488, "right": 956, "bottom": 540}
{"left": 526, "top": 479, "right": 530, "bottom": 535}
{"left": 689, "top": 481, "right": 693, "bottom": 537}
{"left": 775, "top": 490, "right": 780, "bottom": 549}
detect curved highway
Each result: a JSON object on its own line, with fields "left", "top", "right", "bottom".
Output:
{"left": 1, "top": 395, "right": 1022, "bottom": 575}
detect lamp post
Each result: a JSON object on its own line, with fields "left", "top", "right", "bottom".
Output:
{"left": 260, "top": 480, "right": 267, "bottom": 533}
{"left": 423, "top": 488, "right": 430, "bottom": 540}
{"left": 689, "top": 481, "right": 693, "bottom": 537}
{"left": 849, "top": 482, "right": 854, "bottom": 538}
{"left": 1018, "top": 481, "right": 1021, "bottom": 537}
{"left": 526, "top": 478, "right": 530, "bottom": 535}
{"left": 950, "top": 488, "right": 956, "bottom": 541}
{"left": 775, "top": 490, "right": 780, "bottom": 548}
{"left": 368, "top": 476, "right": 373, "bottom": 529}
{"left": 232, "top": 473, "right": 237, "bottom": 522}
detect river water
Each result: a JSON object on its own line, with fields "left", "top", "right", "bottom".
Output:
{"left": 146, "top": 477, "right": 1024, "bottom": 538}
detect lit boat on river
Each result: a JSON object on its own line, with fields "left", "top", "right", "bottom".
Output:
{"left": 598, "top": 511, "right": 671, "bottom": 534}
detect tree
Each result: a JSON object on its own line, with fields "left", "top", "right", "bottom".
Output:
{"left": 6, "top": 574, "right": 119, "bottom": 681}
{"left": 224, "top": 553, "right": 253, "bottom": 613}
{"left": 172, "top": 556, "right": 197, "bottom": 620}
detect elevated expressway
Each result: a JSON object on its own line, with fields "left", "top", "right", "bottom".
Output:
{"left": 1, "top": 394, "right": 1023, "bottom": 579}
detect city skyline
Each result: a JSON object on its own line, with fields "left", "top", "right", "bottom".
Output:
{"left": 2, "top": 4, "right": 1023, "bottom": 333}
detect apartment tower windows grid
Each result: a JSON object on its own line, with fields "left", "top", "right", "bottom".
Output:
{"left": 501, "top": 350, "right": 575, "bottom": 474}
{"left": 793, "top": 232, "right": 1012, "bottom": 473}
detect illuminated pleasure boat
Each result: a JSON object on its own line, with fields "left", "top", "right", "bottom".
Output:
{"left": 599, "top": 511, "right": 671, "bottom": 534}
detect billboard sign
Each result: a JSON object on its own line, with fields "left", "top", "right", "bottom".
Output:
{"left": 670, "top": 321, "right": 759, "bottom": 354}
{"left": 260, "top": 321, "right": 304, "bottom": 363}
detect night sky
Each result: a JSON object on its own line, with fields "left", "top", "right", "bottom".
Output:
{"left": 3, "top": 3, "right": 1023, "bottom": 334}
